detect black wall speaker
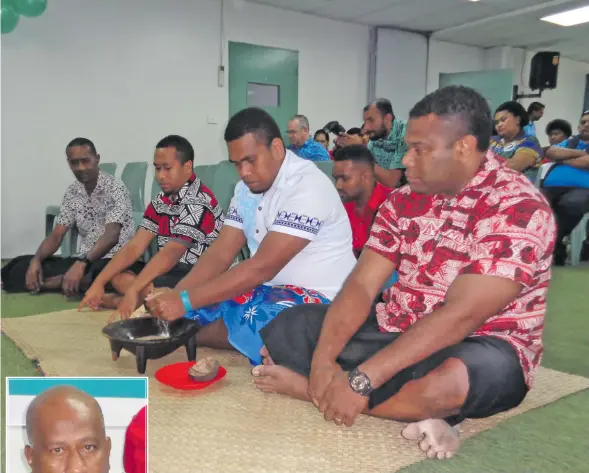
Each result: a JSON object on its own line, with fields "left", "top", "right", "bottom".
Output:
{"left": 529, "top": 51, "right": 560, "bottom": 90}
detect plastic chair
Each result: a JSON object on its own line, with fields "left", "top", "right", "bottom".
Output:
{"left": 209, "top": 161, "right": 240, "bottom": 213}
{"left": 193, "top": 165, "right": 217, "bottom": 189}
{"left": 570, "top": 213, "right": 589, "bottom": 266}
{"left": 99, "top": 162, "right": 117, "bottom": 176}
{"left": 120, "top": 162, "right": 148, "bottom": 213}
{"left": 314, "top": 161, "right": 335, "bottom": 183}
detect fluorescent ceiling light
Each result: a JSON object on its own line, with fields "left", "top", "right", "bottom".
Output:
{"left": 541, "top": 5, "right": 589, "bottom": 26}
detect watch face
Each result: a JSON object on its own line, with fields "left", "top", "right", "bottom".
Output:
{"left": 350, "top": 374, "right": 369, "bottom": 392}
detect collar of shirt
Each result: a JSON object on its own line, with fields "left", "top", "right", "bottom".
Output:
{"left": 71, "top": 169, "right": 108, "bottom": 198}
{"left": 160, "top": 173, "right": 197, "bottom": 205}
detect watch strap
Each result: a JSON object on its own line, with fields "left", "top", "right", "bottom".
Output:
{"left": 179, "top": 290, "right": 193, "bottom": 313}
{"left": 348, "top": 367, "right": 373, "bottom": 396}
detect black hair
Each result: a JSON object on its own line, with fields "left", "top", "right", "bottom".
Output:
{"left": 224, "top": 107, "right": 283, "bottom": 148}
{"left": 155, "top": 135, "right": 194, "bottom": 164}
{"left": 495, "top": 101, "right": 530, "bottom": 128}
{"left": 314, "top": 129, "right": 329, "bottom": 141}
{"left": 545, "top": 119, "right": 572, "bottom": 138}
{"left": 364, "top": 98, "right": 394, "bottom": 120}
{"left": 347, "top": 127, "right": 362, "bottom": 135}
{"left": 66, "top": 137, "right": 97, "bottom": 155}
{"left": 409, "top": 85, "right": 493, "bottom": 152}
{"left": 582, "top": 110, "right": 589, "bottom": 118}
{"left": 333, "top": 144, "right": 375, "bottom": 167}
{"left": 527, "top": 102, "right": 545, "bottom": 114}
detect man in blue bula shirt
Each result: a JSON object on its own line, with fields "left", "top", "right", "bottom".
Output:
{"left": 543, "top": 110, "right": 589, "bottom": 264}
{"left": 287, "top": 115, "right": 330, "bottom": 162}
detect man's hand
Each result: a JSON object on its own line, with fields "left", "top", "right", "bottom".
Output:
{"left": 308, "top": 359, "right": 342, "bottom": 408}
{"left": 79, "top": 281, "right": 105, "bottom": 311}
{"left": 62, "top": 261, "right": 87, "bottom": 298}
{"left": 318, "top": 371, "right": 369, "bottom": 427}
{"left": 110, "top": 290, "right": 141, "bottom": 323}
{"left": 25, "top": 258, "right": 44, "bottom": 293}
{"left": 145, "top": 290, "right": 186, "bottom": 321}
{"left": 335, "top": 133, "right": 349, "bottom": 149}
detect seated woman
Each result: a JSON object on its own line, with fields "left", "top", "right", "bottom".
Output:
{"left": 490, "top": 101, "right": 542, "bottom": 182}
{"left": 313, "top": 129, "right": 330, "bottom": 151}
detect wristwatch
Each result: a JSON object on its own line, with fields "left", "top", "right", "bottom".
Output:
{"left": 73, "top": 253, "right": 91, "bottom": 265}
{"left": 348, "top": 368, "right": 373, "bottom": 396}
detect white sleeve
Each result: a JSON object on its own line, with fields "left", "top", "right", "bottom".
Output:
{"left": 223, "top": 184, "right": 243, "bottom": 230}
{"left": 269, "top": 178, "right": 332, "bottom": 241}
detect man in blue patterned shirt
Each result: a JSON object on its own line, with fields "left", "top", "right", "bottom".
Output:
{"left": 364, "top": 99, "right": 408, "bottom": 189}
{"left": 287, "top": 115, "right": 330, "bottom": 162}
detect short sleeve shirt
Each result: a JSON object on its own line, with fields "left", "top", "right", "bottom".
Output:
{"left": 55, "top": 171, "right": 135, "bottom": 258}
{"left": 365, "top": 152, "right": 557, "bottom": 387}
{"left": 141, "top": 174, "right": 224, "bottom": 265}
{"left": 289, "top": 138, "right": 331, "bottom": 162}
{"left": 489, "top": 132, "right": 542, "bottom": 181}
{"left": 224, "top": 150, "right": 356, "bottom": 299}
{"left": 343, "top": 182, "right": 391, "bottom": 255}
{"left": 367, "top": 119, "right": 408, "bottom": 170}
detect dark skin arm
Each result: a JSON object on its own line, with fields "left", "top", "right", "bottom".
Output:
{"left": 312, "top": 250, "right": 522, "bottom": 426}
{"left": 146, "top": 229, "right": 311, "bottom": 320}
{"left": 113, "top": 240, "right": 189, "bottom": 319}
{"left": 563, "top": 155, "right": 589, "bottom": 170}
{"left": 504, "top": 149, "right": 537, "bottom": 173}
{"left": 175, "top": 225, "right": 246, "bottom": 291}
{"left": 26, "top": 224, "right": 69, "bottom": 292}
{"left": 79, "top": 229, "right": 155, "bottom": 310}
{"left": 374, "top": 166, "right": 403, "bottom": 189}
{"left": 544, "top": 146, "right": 587, "bottom": 162}
{"left": 62, "top": 223, "right": 122, "bottom": 297}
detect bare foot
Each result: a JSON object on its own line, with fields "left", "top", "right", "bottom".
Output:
{"left": 100, "top": 293, "right": 123, "bottom": 310}
{"left": 401, "top": 419, "right": 460, "bottom": 460}
{"left": 251, "top": 365, "right": 310, "bottom": 401}
{"left": 259, "top": 345, "right": 275, "bottom": 366}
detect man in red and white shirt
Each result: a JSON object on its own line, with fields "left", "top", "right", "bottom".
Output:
{"left": 332, "top": 144, "right": 391, "bottom": 258}
{"left": 254, "top": 86, "right": 556, "bottom": 459}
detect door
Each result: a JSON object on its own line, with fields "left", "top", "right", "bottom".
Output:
{"left": 439, "top": 69, "right": 514, "bottom": 115}
{"left": 228, "top": 42, "right": 299, "bottom": 141}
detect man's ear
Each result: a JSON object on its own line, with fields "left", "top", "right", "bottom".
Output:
{"left": 184, "top": 160, "right": 194, "bottom": 174}
{"left": 271, "top": 137, "right": 284, "bottom": 159}
{"left": 457, "top": 135, "right": 479, "bottom": 162}
{"left": 24, "top": 445, "right": 33, "bottom": 468}
{"left": 96, "top": 153, "right": 101, "bottom": 165}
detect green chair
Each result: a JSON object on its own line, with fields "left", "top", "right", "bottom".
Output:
{"left": 120, "top": 162, "right": 148, "bottom": 214}
{"left": 209, "top": 161, "right": 240, "bottom": 212}
{"left": 99, "top": 162, "right": 117, "bottom": 176}
{"left": 570, "top": 213, "right": 589, "bottom": 266}
{"left": 194, "top": 164, "right": 217, "bottom": 189}
{"left": 314, "top": 161, "right": 335, "bottom": 183}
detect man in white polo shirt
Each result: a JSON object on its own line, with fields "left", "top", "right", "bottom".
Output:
{"left": 146, "top": 107, "right": 356, "bottom": 363}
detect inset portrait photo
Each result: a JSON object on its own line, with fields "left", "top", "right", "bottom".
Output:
{"left": 5, "top": 377, "right": 148, "bottom": 473}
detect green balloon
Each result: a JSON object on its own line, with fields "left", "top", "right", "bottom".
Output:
{"left": 1, "top": 3, "right": 19, "bottom": 34}
{"left": 14, "top": 0, "right": 46, "bottom": 17}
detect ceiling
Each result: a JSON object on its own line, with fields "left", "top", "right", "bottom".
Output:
{"left": 248, "top": 0, "right": 589, "bottom": 63}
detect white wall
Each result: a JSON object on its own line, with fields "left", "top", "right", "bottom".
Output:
{"left": 375, "top": 30, "right": 485, "bottom": 119}
{"left": 427, "top": 40, "right": 485, "bottom": 94}
{"left": 0, "top": 0, "right": 369, "bottom": 257}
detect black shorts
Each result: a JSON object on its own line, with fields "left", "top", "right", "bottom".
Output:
{"left": 260, "top": 304, "right": 528, "bottom": 425}
{"left": 125, "top": 262, "right": 192, "bottom": 288}
{"left": 1, "top": 255, "right": 111, "bottom": 293}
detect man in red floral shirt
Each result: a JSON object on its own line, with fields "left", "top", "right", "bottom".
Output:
{"left": 253, "top": 86, "right": 556, "bottom": 459}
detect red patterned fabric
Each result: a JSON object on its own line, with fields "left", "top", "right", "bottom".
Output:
{"left": 365, "top": 152, "right": 556, "bottom": 387}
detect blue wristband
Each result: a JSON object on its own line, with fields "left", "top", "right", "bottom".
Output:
{"left": 179, "top": 290, "right": 193, "bottom": 313}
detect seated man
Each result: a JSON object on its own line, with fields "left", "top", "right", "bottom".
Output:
{"left": 1, "top": 138, "right": 134, "bottom": 298}
{"left": 146, "top": 107, "right": 357, "bottom": 364}
{"left": 287, "top": 114, "right": 331, "bottom": 162}
{"left": 332, "top": 144, "right": 391, "bottom": 258}
{"left": 79, "top": 135, "right": 224, "bottom": 319}
{"left": 543, "top": 110, "right": 589, "bottom": 264}
{"left": 253, "top": 86, "right": 556, "bottom": 460}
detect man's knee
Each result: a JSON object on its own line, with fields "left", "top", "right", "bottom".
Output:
{"left": 560, "top": 190, "right": 589, "bottom": 213}
{"left": 411, "top": 358, "right": 469, "bottom": 414}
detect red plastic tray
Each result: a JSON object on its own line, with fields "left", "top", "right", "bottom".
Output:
{"left": 155, "top": 361, "right": 226, "bottom": 390}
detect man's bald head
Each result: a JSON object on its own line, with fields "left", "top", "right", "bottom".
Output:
{"left": 25, "top": 386, "right": 111, "bottom": 473}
